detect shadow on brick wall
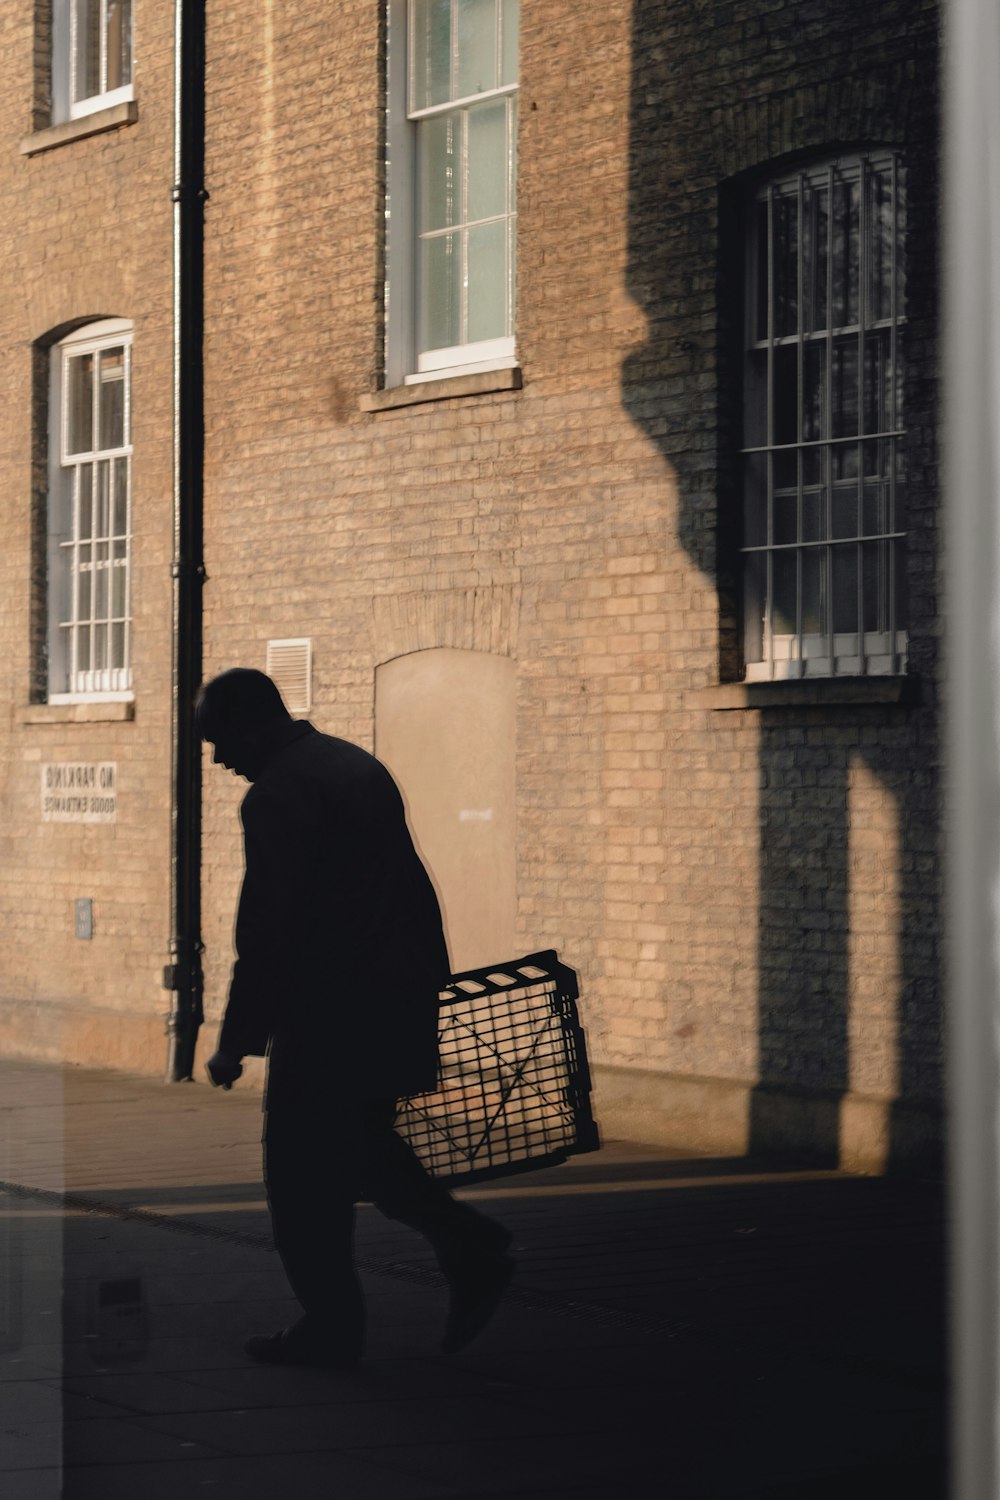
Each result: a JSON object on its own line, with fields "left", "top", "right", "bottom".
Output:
{"left": 620, "top": 0, "right": 944, "bottom": 1174}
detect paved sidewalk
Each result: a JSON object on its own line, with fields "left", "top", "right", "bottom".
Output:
{"left": 0, "top": 1058, "right": 946, "bottom": 1498}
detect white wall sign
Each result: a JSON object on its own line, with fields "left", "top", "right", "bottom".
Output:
{"left": 41, "top": 763, "right": 118, "bottom": 823}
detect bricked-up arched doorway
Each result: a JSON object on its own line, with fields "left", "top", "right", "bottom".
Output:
{"left": 375, "top": 649, "right": 517, "bottom": 973}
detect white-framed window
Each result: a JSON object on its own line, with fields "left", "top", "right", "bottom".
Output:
{"left": 48, "top": 321, "right": 133, "bottom": 702}
{"left": 386, "top": 0, "right": 519, "bottom": 386}
{"left": 741, "top": 152, "right": 907, "bottom": 680}
{"left": 52, "top": 0, "right": 133, "bottom": 124}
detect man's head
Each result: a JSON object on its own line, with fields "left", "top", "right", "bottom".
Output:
{"left": 195, "top": 669, "right": 291, "bottom": 781}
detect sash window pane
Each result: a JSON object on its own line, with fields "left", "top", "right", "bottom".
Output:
{"left": 831, "top": 339, "right": 859, "bottom": 437}
{"left": 111, "top": 622, "right": 126, "bottom": 669}
{"left": 418, "top": 232, "right": 460, "bottom": 353}
{"left": 832, "top": 478, "right": 858, "bottom": 539}
{"left": 863, "top": 543, "right": 887, "bottom": 633}
{"left": 418, "top": 114, "right": 457, "bottom": 231}
{"left": 93, "top": 544, "right": 109, "bottom": 618}
{"left": 804, "top": 184, "right": 829, "bottom": 334}
{"left": 98, "top": 348, "right": 125, "bottom": 449}
{"left": 467, "top": 219, "right": 507, "bottom": 341}
{"left": 831, "top": 175, "right": 860, "bottom": 328}
{"left": 72, "top": 0, "right": 132, "bottom": 106}
{"left": 772, "top": 191, "right": 799, "bottom": 338}
{"left": 79, "top": 0, "right": 102, "bottom": 98}
{"left": 773, "top": 344, "right": 799, "bottom": 445}
{"left": 803, "top": 342, "right": 825, "bottom": 442}
{"left": 78, "top": 557, "right": 92, "bottom": 621}
{"left": 96, "top": 460, "right": 111, "bottom": 536}
{"left": 832, "top": 546, "right": 859, "bottom": 634}
{"left": 744, "top": 551, "right": 767, "bottom": 668}
{"left": 66, "top": 355, "right": 94, "bottom": 455}
{"left": 743, "top": 453, "right": 768, "bottom": 548}
{"left": 500, "top": 0, "right": 519, "bottom": 84}
{"left": 112, "top": 544, "right": 127, "bottom": 617}
{"left": 772, "top": 551, "right": 798, "bottom": 636}
{"left": 456, "top": 0, "right": 497, "bottom": 98}
{"left": 467, "top": 100, "right": 507, "bottom": 221}
{"left": 78, "top": 465, "right": 93, "bottom": 537}
{"left": 113, "top": 458, "right": 129, "bottom": 535}
{"left": 107, "top": 0, "right": 131, "bottom": 90}
{"left": 802, "top": 548, "right": 823, "bottom": 636}
{"left": 410, "top": 0, "right": 452, "bottom": 111}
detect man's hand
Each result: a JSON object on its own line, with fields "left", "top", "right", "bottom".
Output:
{"left": 206, "top": 1050, "right": 244, "bottom": 1090}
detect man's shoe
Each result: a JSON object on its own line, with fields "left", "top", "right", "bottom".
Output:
{"left": 244, "top": 1322, "right": 362, "bottom": 1371}
{"left": 440, "top": 1249, "right": 515, "bottom": 1354}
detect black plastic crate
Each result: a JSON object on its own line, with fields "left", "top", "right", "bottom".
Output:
{"left": 397, "top": 950, "right": 600, "bottom": 1185}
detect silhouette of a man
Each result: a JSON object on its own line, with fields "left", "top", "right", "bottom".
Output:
{"left": 197, "top": 668, "right": 513, "bottom": 1368}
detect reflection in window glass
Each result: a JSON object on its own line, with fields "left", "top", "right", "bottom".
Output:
{"left": 79, "top": 465, "right": 93, "bottom": 537}
{"left": 73, "top": 0, "right": 132, "bottom": 108}
{"left": 500, "top": 0, "right": 519, "bottom": 85}
{"left": 67, "top": 356, "right": 94, "bottom": 456}
{"left": 418, "top": 234, "right": 460, "bottom": 352}
{"left": 418, "top": 114, "right": 458, "bottom": 232}
{"left": 456, "top": 0, "right": 496, "bottom": 98}
{"left": 467, "top": 100, "right": 508, "bottom": 222}
{"left": 410, "top": 0, "right": 452, "bottom": 111}
{"left": 99, "top": 349, "right": 125, "bottom": 450}
{"left": 107, "top": 0, "right": 131, "bottom": 90}
{"left": 467, "top": 219, "right": 507, "bottom": 341}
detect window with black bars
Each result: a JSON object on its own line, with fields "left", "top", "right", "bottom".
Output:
{"left": 741, "top": 153, "right": 907, "bottom": 680}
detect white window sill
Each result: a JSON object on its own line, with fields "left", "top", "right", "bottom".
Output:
{"left": 701, "top": 677, "right": 919, "bottom": 711}
{"left": 69, "top": 84, "right": 135, "bottom": 121}
{"left": 20, "top": 100, "right": 139, "bottom": 157}
{"left": 19, "top": 701, "right": 135, "bottom": 724}
{"left": 360, "top": 365, "right": 522, "bottom": 413}
{"left": 408, "top": 346, "right": 516, "bottom": 383}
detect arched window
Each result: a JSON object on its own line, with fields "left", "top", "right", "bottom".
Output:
{"left": 48, "top": 320, "right": 133, "bottom": 701}
{"left": 741, "top": 152, "right": 907, "bottom": 680}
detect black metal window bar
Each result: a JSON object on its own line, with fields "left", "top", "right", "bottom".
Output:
{"left": 396, "top": 950, "right": 599, "bottom": 1185}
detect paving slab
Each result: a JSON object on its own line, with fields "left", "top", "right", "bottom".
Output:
{"left": 0, "top": 1057, "right": 947, "bottom": 1498}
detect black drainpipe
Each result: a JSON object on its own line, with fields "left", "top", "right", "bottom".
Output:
{"left": 164, "top": 0, "right": 207, "bottom": 1081}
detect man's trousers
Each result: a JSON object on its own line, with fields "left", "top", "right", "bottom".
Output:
{"left": 263, "top": 1095, "right": 493, "bottom": 1354}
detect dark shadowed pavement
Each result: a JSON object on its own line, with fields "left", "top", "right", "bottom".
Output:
{"left": 0, "top": 1059, "right": 946, "bottom": 1498}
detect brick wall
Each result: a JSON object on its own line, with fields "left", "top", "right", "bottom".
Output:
{"left": 196, "top": 0, "right": 941, "bottom": 1170}
{"left": 0, "top": 0, "right": 943, "bottom": 1170}
{"left": 0, "top": 1, "right": 176, "bottom": 1064}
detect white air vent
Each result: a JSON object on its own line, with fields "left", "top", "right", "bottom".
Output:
{"left": 266, "top": 638, "right": 312, "bottom": 714}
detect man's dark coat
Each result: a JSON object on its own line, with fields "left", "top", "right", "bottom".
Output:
{"left": 219, "top": 720, "right": 449, "bottom": 1104}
